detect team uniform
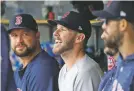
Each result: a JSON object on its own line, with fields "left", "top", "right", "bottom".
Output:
{"left": 8, "top": 14, "right": 60, "bottom": 91}
{"left": 98, "top": 54, "right": 134, "bottom": 91}
{"left": 1, "top": 24, "right": 16, "bottom": 91}
{"left": 48, "top": 11, "right": 103, "bottom": 91}
{"left": 92, "top": 1, "right": 134, "bottom": 91}
{"left": 58, "top": 54, "right": 102, "bottom": 91}
{"left": 14, "top": 50, "right": 59, "bottom": 91}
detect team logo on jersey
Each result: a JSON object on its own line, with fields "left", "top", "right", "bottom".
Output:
{"left": 17, "top": 88, "right": 22, "bottom": 91}
{"left": 112, "top": 79, "right": 124, "bottom": 91}
{"left": 15, "top": 16, "right": 22, "bottom": 25}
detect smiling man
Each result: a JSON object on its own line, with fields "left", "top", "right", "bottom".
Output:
{"left": 93, "top": 1, "right": 134, "bottom": 91}
{"left": 8, "top": 14, "right": 59, "bottom": 91}
{"left": 48, "top": 11, "right": 102, "bottom": 91}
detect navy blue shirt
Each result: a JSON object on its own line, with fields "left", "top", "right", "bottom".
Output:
{"left": 14, "top": 50, "right": 59, "bottom": 91}
{"left": 1, "top": 24, "right": 16, "bottom": 91}
{"left": 98, "top": 53, "right": 134, "bottom": 91}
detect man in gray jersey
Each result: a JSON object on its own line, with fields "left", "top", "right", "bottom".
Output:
{"left": 48, "top": 11, "right": 102, "bottom": 91}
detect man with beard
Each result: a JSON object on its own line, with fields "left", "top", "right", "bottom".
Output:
{"left": 48, "top": 11, "right": 102, "bottom": 91}
{"left": 8, "top": 14, "right": 59, "bottom": 91}
{"left": 93, "top": 1, "right": 134, "bottom": 91}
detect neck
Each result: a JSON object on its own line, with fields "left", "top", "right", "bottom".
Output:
{"left": 61, "top": 47, "right": 85, "bottom": 70}
{"left": 119, "top": 30, "right": 134, "bottom": 60}
{"left": 19, "top": 46, "right": 42, "bottom": 68}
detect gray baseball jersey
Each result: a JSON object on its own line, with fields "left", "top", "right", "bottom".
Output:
{"left": 58, "top": 54, "right": 103, "bottom": 91}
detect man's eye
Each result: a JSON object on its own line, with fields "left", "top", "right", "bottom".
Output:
{"left": 61, "top": 28, "right": 67, "bottom": 31}
{"left": 10, "top": 34, "right": 17, "bottom": 37}
{"left": 61, "top": 28, "right": 64, "bottom": 31}
{"left": 23, "top": 33, "right": 28, "bottom": 36}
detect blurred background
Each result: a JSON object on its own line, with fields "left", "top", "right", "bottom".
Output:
{"left": 1, "top": 1, "right": 109, "bottom": 71}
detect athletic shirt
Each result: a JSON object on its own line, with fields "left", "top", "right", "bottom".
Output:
{"left": 58, "top": 54, "right": 103, "bottom": 91}
{"left": 14, "top": 50, "right": 59, "bottom": 91}
{"left": 98, "top": 53, "right": 134, "bottom": 91}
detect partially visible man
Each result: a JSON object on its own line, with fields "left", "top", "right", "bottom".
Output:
{"left": 1, "top": 1, "right": 16, "bottom": 91}
{"left": 93, "top": 1, "right": 134, "bottom": 91}
{"left": 48, "top": 11, "right": 102, "bottom": 91}
{"left": 8, "top": 13, "right": 59, "bottom": 91}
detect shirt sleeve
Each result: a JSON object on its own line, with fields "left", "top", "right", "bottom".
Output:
{"left": 1, "top": 24, "right": 17, "bottom": 91}
{"left": 74, "top": 68, "right": 102, "bottom": 91}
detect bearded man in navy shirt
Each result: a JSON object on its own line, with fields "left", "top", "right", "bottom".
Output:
{"left": 8, "top": 13, "right": 59, "bottom": 91}
{"left": 93, "top": 1, "right": 134, "bottom": 91}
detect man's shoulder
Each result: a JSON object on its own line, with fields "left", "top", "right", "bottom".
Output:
{"left": 28, "top": 51, "right": 59, "bottom": 75}
{"left": 34, "top": 50, "right": 55, "bottom": 60}
{"left": 75, "top": 55, "right": 103, "bottom": 80}
{"left": 78, "top": 55, "right": 102, "bottom": 73}
{"left": 32, "top": 50, "right": 58, "bottom": 65}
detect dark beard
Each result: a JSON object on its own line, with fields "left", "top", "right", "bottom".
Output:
{"left": 14, "top": 47, "right": 35, "bottom": 57}
{"left": 105, "top": 40, "right": 118, "bottom": 49}
{"left": 53, "top": 38, "right": 75, "bottom": 55}
{"left": 105, "top": 31, "right": 123, "bottom": 50}
{"left": 14, "top": 43, "right": 36, "bottom": 57}
{"left": 105, "top": 47, "right": 118, "bottom": 56}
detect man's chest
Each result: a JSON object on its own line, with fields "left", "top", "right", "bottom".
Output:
{"left": 59, "top": 66, "right": 78, "bottom": 91}
{"left": 103, "top": 63, "right": 134, "bottom": 91}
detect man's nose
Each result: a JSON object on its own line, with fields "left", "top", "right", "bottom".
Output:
{"left": 16, "top": 36, "right": 24, "bottom": 43}
{"left": 102, "top": 22, "right": 106, "bottom": 30}
{"left": 53, "top": 29, "right": 60, "bottom": 38}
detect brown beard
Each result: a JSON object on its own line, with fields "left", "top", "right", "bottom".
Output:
{"left": 105, "top": 47, "right": 118, "bottom": 56}
{"left": 104, "top": 31, "right": 123, "bottom": 50}
{"left": 14, "top": 43, "right": 36, "bottom": 57}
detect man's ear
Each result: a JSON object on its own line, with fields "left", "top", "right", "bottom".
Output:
{"left": 36, "top": 32, "right": 40, "bottom": 40}
{"left": 75, "top": 33, "right": 85, "bottom": 43}
{"left": 119, "top": 19, "right": 128, "bottom": 32}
